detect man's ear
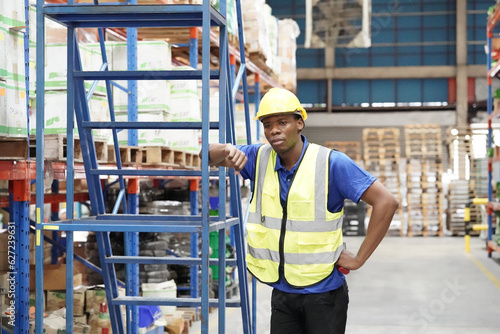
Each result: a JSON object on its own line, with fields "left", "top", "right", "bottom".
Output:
{"left": 297, "top": 118, "right": 305, "bottom": 132}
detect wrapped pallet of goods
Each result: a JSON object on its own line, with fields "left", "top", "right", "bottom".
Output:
{"left": 157, "top": 65, "right": 202, "bottom": 154}
{"left": 110, "top": 40, "right": 172, "bottom": 146}
{"left": 278, "top": 19, "right": 300, "bottom": 92}
{"left": 264, "top": 4, "right": 280, "bottom": 76}
{"left": 241, "top": 0, "right": 270, "bottom": 58}
{"left": 29, "top": 43, "right": 111, "bottom": 140}
{"left": 0, "top": 3, "right": 28, "bottom": 139}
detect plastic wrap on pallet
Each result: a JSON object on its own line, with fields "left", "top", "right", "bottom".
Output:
{"left": 115, "top": 110, "right": 169, "bottom": 147}
{"left": 0, "top": 79, "right": 28, "bottom": 138}
{"left": 39, "top": 43, "right": 107, "bottom": 94}
{"left": 29, "top": 91, "right": 110, "bottom": 140}
{"left": 278, "top": 19, "right": 300, "bottom": 92}
{"left": 241, "top": 0, "right": 269, "bottom": 56}
{"left": 263, "top": 5, "right": 280, "bottom": 75}
{"left": 0, "top": 0, "right": 25, "bottom": 28}
{"left": 168, "top": 66, "right": 200, "bottom": 122}
{"left": 109, "top": 41, "right": 172, "bottom": 116}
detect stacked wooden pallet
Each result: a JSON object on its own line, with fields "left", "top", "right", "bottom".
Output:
{"left": 446, "top": 127, "right": 471, "bottom": 179}
{"left": 29, "top": 134, "right": 109, "bottom": 163}
{"left": 107, "top": 145, "right": 201, "bottom": 169}
{"left": 446, "top": 179, "right": 475, "bottom": 236}
{"left": 470, "top": 158, "right": 489, "bottom": 199}
{"left": 445, "top": 127, "right": 477, "bottom": 235}
{"left": 362, "top": 128, "right": 403, "bottom": 236}
{"left": 324, "top": 141, "right": 362, "bottom": 164}
{"left": 404, "top": 124, "right": 443, "bottom": 236}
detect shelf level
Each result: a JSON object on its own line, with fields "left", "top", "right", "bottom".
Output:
{"left": 43, "top": 4, "right": 226, "bottom": 28}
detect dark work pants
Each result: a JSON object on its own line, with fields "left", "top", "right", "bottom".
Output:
{"left": 270, "top": 281, "right": 349, "bottom": 334}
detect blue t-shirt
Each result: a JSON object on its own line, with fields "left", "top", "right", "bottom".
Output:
{"left": 237, "top": 135, "right": 376, "bottom": 294}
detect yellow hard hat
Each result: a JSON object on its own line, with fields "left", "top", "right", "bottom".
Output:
{"left": 254, "top": 88, "right": 307, "bottom": 121}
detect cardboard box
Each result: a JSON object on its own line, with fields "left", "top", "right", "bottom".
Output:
{"left": 46, "top": 287, "right": 86, "bottom": 316}
{"left": 165, "top": 314, "right": 185, "bottom": 334}
{"left": 85, "top": 286, "right": 107, "bottom": 314}
{"left": 29, "top": 264, "right": 82, "bottom": 291}
{"left": 29, "top": 312, "right": 91, "bottom": 334}
{"left": 88, "top": 312, "right": 112, "bottom": 334}
{"left": 85, "top": 285, "right": 126, "bottom": 314}
{"left": 116, "top": 110, "right": 169, "bottom": 146}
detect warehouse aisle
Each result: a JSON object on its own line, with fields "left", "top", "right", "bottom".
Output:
{"left": 191, "top": 236, "right": 500, "bottom": 333}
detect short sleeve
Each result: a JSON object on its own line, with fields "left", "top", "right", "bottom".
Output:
{"left": 235, "top": 143, "right": 264, "bottom": 182}
{"left": 327, "top": 151, "right": 376, "bottom": 212}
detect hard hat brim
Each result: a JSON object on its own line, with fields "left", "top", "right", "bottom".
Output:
{"left": 254, "top": 110, "right": 306, "bottom": 121}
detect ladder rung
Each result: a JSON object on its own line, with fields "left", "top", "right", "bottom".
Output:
{"left": 96, "top": 214, "right": 221, "bottom": 222}
{"left": 105, "top": 256, "right": 237, "bottom": 266}
{"left": 82, "top": 121, "right": 220, "bottom": 130}
{"left": 41, "top": 216, "right": 239, "bottom": 233}
{"left": 96, "top": 214, "right": 240, "bottom": 229}
{"left": 88, "top": 169, "right": 219, "bottom": 177}
{"left": 111, "top": 296, "right": 241, "bottom": 308}
{"left": 41, "top": 220, "right": 201, "bottom": 233}
{"left": 73, "top": 69, "right": 220, "bottom": 81}
{"left": 43, "top": 5, "right": 226, "bottom": 29}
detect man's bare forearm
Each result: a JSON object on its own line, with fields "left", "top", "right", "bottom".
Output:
{"left": 205, "top": 143, "right": 231, "bottom": 166}
{"left": 200, "top": 143, "right": 248, "bottom": 172}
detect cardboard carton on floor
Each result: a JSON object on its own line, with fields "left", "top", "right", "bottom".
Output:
{"left": 46, "top": 287, "right": 86, "bottom": 316}
{"left": 165, "top": 313, "right": 185, "bottom": 334}
{"left": 29, "top": 312, "right": 90, "bottom": 334}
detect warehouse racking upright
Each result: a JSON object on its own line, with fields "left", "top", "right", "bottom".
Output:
{"left": 34, "top": 1, "right": 253, "bottom": 333}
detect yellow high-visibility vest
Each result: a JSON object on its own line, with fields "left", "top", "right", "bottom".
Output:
{"left": 246, "top": 143, "right": 345, "bottom": 287}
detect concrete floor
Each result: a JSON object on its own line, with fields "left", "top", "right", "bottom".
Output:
{"left": 191, "top": 236, "right": 500, "bottom": 333}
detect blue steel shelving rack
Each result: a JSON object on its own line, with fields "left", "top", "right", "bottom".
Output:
{"left": 487, "top": 4, "right": 500, "bottom": 257}
{"left": 2, "top": 0, "right": 33, "bottom": 333}
{"left": 34, "top": 1, "right": 252, "bottom": 333}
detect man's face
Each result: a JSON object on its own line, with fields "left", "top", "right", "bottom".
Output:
{"left": 262, "top": 114, "right": 304, "bottom": 155}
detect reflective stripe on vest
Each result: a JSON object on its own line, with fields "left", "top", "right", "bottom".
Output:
{"left": 247, "top": 143, "right": 345, "bottom": 287}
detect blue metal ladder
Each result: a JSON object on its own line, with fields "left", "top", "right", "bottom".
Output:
{"left": 34, "top": 1, "right": 253, "bottom": 333}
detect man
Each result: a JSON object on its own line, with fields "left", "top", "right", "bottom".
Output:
{"left": 207, "top": 88, "right": 399, "bottom": 333}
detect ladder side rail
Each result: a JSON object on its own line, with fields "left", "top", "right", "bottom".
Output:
{"left": 65, "top": 24, "right": 77, "bottom": 333}
{"left": 74, "top": 44, "right": 125, "bottom": 332}
{"left": 96, "top": 27, "right": 129, "bottom": 214}
{"left": 74, "top": 44, "right": 106, "bottom": 215}
{"left": 217, "top": 7, "right": 228, "bottom": 332}
{"left": 234, "top": 0, "right": 257, "bottom": 330}
{"left": 200, "top": 0, "right": 212, "bottom": 332}
{"left": 96, "top": 231, "right": 126, "bottom": 334}
{"left": 234, "top": 0, "right": 252, "bottom": 146}
{"left": 225, "top": 63, "right": 252, "bottom": 334}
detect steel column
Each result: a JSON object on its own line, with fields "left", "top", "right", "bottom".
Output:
{"left": 126, "top": 178, "right": 139, "bottom": 334}
{"left": 35, "top": 0, "right": 46, "bottom": 331}
{"left": 12, "top": 180, "right": 30, "bottom": 333}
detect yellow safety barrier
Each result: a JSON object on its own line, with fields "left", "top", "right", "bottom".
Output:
{"left": 465, "top": 199, "right": 489, "bottom": 253}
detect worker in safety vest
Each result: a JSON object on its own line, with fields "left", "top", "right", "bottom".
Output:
{"left": 207, "top": 88, "right": 399, "bottom": 333}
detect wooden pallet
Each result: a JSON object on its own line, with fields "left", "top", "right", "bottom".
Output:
{"left": 29, "top": 135, "right": 108, "bottom": 163}
{"left": 142, "top": 146, "right": 201, "bottom": 168}
{"left": 107, "top": 145, "right": 144, "bottom": 165}
{"left": 0, "top": 137, "right": 29, "bottom": 160}
{"left": 324, "top": 141, "right": 361, "bottom": 161}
